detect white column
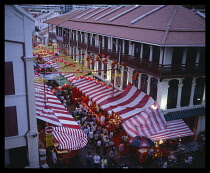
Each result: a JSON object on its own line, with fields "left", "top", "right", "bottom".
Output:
{"left": 189, "top": 77, "right": 196, "bottom": 107}
{"left": 176, "top": 78, "right": 183, "bottom": 109}
{"left": 157, "top": 79, "right": 169, "bottom": 110}
{"left": 127, "top": 67, "right": 134, "bottom": 84}
{"left": 138, "top": 73, "right": 142, "bottom": 90}
{"left": 140, "top": 43, "right": 143, "bottom": 58}
{"left": 159, "top": 47, "right": 164, "bottom": 64}
{"left": 22, "top": 56, "right": 40, "bottom": 168}
{"left": 120, "top": 66, "right": 125, "bottom": 91}
{"left": 106, "top": 59, "right": 112, "bottom": 83}
{"left": 182, "top": 48, "right": 187, "bottom": 64}
{"left": 149, "top": 45, "right": 153, "bottom": 61}
{"left": 146, "top": 75, "right": 152, "bottom": 95}
{"left": 201, "top": 84, "right": 205, "bottom": 106}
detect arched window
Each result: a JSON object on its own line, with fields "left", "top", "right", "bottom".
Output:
{"left": 167, "top": 79, "right": 179, "bottom": 109}
{"left": 150, "top": 77, "right": 158, "bottom": 101}
{"left": 181, "top": 78, "right": 192, "bottom": 107}
{"left": 140, "top": 74, "right": 148, "bottom": 93}
{"left": 132, "top": 70, "right": 139, "bottom": 88}
{"left": 193, "top": 77, "right": 205, "bottom": 105}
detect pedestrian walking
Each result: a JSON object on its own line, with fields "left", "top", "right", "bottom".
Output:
{"left": 103, "top": 137, "right": 109, "bottom": 156}
{"left": 88, "top": 130, "right": 94, "bottom": 144}
{"left": 162, "top": 160, "right": 167, "bottom": 168}
{"left": 96, "top": 140, "right": 102, "bottom": 154}
{"left": 119, "top": 141, "right": 124, "bottom": 155}
{"left": 51, "top": 148, "right": 57, "bottom": 168}
{"left": 101, "top": 156, "right": 108, "bottom": 168}
{"left": 86, "top": 151, "right": 93, "bottom": 168}
{"left": 93, "top": 153, "right": 100, "bottom": 168}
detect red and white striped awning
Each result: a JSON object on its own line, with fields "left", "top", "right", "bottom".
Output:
{"left": 46, "top": 60, "right": 61, "bottom": 70}
{"left": 63, "top": 74, "right": 122, "bottom": 104}
{"left": 35, "top": 82, "right": 88, "bottom": 150}
{"left": 98, "top": 82, "right": 194, "bottom": 140}
{"left": 53, "top": 126, "right": 88, "bottom": 150}
{"left": 62, "top": 74, "right": 194, "bottom": 141}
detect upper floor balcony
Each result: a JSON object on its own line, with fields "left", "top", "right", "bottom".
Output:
{"left": 55, "top": 37, "right": 205, "bottom": 80}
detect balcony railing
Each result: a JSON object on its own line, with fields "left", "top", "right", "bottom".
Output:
{"left": 49, "top": 32, "right": 56, "bottom": 40}
{"left": 66, "top": 38, "right": 205, "bottom": 79}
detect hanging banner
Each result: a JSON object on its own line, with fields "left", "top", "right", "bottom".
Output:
{"left": 46, "top": 133, "right": 54, "bottom": 147}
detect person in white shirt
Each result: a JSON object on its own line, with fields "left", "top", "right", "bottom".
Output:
{"left": 96, "top": 140, "right": 101, "bottom": 154}
{"left": 88, "top": 130, "right": 94, "bottom": 144}
{"left": 93, "top": 153, "right": 100, "bottom": 168}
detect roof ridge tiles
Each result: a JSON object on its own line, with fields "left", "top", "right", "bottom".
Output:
{"left": 95, "top": 6, "right": 124, "bottom": 21}
{"left": 84, "top": 7, "right": 110, "bottom": 21}
{"left": 109, "top": 5, "right": 141, "bottom": 22}
{"left": 76, "top": 8, "right": 99, "bottom": 19}
{"left": 130, "top": 5, "right": 166, "bottom": 25}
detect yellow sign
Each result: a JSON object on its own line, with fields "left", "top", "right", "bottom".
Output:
{"left": 46, "top": 133, "right": 54, "bottom": 147}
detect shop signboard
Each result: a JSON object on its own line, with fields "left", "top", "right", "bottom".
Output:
{"left": 46, "top": 133, "right": 54, "bottom": 147}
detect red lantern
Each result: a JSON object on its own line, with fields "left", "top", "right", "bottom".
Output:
{"left": 68, "top": 79, "right": 73, "bottom": 82}
{"left": 80, "top": 75, "right": 84, "bottom": 79}
{"left": 72, "top": 65, "right": 76, "bottom": 67}
{"left": 42, "top": 64, "right": 46, "bottom": 67}
{"left": 56, "top": 58, "right": 59, "bottom": 61}
{"left": 51, "top": 89, "right": 56, "bottom": 93}
{"left": 76, "top": 69, "right": 80, "bottom": 72}
{"left": 75, "top": 77, "right": 79, "bottom": 80}
{"left": 57, "top": 86, "right": 62, "bottom": 90}
{"left": 64, "top": 61, "right": 68, "bottom": 64}
{"left": 60, "top": 59, "right": 63, "bottom": 62}
{"left": 63, "top": 83, "right": 68, "bottom": 88}
{"left": 43, "top": 50, "right": 46, "bottom": 53}
{"left": 34, "top": 73, "right": 38, "bottom": 75}
{"left": 85, "top": 77, "right": 90, "bottom": 80}
{"left": 95, "top": 80, "right": 99, "bottom": 84}
{"left": 106, "top": 85, "right": 111, "bottom": 89}
{"left": 38, "top": 68, "right": 42, "bottom": 71}
{"left": 47, "top": 62, "right": 50, "bottom": 65}
{"left": 39, "top": 51, "right": 43, "bottom": 53}
{"left": 90, "top": 77, "right": 94, "bottom": 81}
{"left": 47, "top": 50, "right": 50, "bottom": 53}
{"left": 52, "top": 60, "right": 55, "bottom": 63}
{"left": 69, "top": 63, "right": 73, "bottom": 65}
{"left": 101, "top": 82, "right": 106, "bottom": 86}
{"left": 54, "top": 53, "right": 56, "bottom": 55}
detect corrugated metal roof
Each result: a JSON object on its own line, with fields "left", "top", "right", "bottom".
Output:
{"left": 164, "top": 107, "right": 205, "bottom": 121}
{"left": 44, "top": 5, "right": 205, "bottom": 46}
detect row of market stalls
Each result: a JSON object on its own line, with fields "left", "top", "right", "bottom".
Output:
{"left": 62, "top": 73, "right": 194, "bottom": 142}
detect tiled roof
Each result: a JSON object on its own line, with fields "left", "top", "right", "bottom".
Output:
{"left": 44, "top": 5, "right": 205, "bottom": 46}
{"left": 164, "top": 107, "right": 205, "bottom": 121}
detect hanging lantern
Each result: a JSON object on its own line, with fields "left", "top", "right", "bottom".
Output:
{"left": 42, "top": 64, "right": 46, "bottom": 67}
{"left": 63, "top": 83, "right": 68, "bottom": 88}
{"left": 39, "top": 51, "right": 43, "bottom": 53}
{"left": 47, "top": 62, "right": 50, "bottom": 65}
{"left": 101, "top": 82, "right": 106, "bottom": 86}
{"left": 86, "top": 77, "right": 90, "bottom": 80}
{"left": 72, "top": 65, "right": 76, "bottom": 67}
{"left": 64, "top": 61, "right": 68, "bottom": 64}
{"left": 52, "top": 60, "right": 55, "bottom": 63}
{"left": 38, "top": 68, "right": 42, "bottom": 71}
{"left": 106, "top": 85, "right": 111, "bottom": 89}
{"left": 56, "top": 58, "right": 59, "bottom": 61}
{"left": 60, "top": 59, "right": 63, "bottom": 62}
{"left": 54, "top": 53, "right": 56, "bottom": 55}
{"left": 68, "top": 78, "right": 73, "bottom": 83}
{"left": 47, "top": 50, "right": 50, "bottom": 53}
{"left": 43, "top": 50, "right": 46, "bottom": 53}
{"left": 95, "top": 80, "right": 99, "bottom": 84}
{"left": 57, "top": 86, "right": 62, "bottom": 90}
{"left": 51, "top": 89, "right": 56, "bottom": 93}
{"left": 34, "top": 72, "right": 38, "bottom": 75}
{"left": 121, "top": 62, "right": 126, "bottom": 67}
{"left": 90, "top": 77, "right": 94, "bottom": 81}
{"left": 80, "top": 75, "right": 84, "bottom": 79}
{"left": 76, "top": 69, "right": 80, "bottom": 72}
{"left": 69, "top": 63, "right": 73, "bottom": 65}
{"left": 75, "top": 77, "right": 79, "bottom": 80}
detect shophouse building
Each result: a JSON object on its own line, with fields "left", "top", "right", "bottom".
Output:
{"left": 44, "top": 5, "right": 205, "bottom": 141}
{"left": 5, "top": 5, "right": 39, "bottom": 168}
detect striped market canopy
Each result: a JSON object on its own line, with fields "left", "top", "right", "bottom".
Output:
{"left": 62, "top": 74, "right": 194, "bottom": 141}
{"left": 64, "top": 74, "right": 122, "bottom": 104}
{"left": 34, "top": 82, "right": 88, "bottom": 150}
